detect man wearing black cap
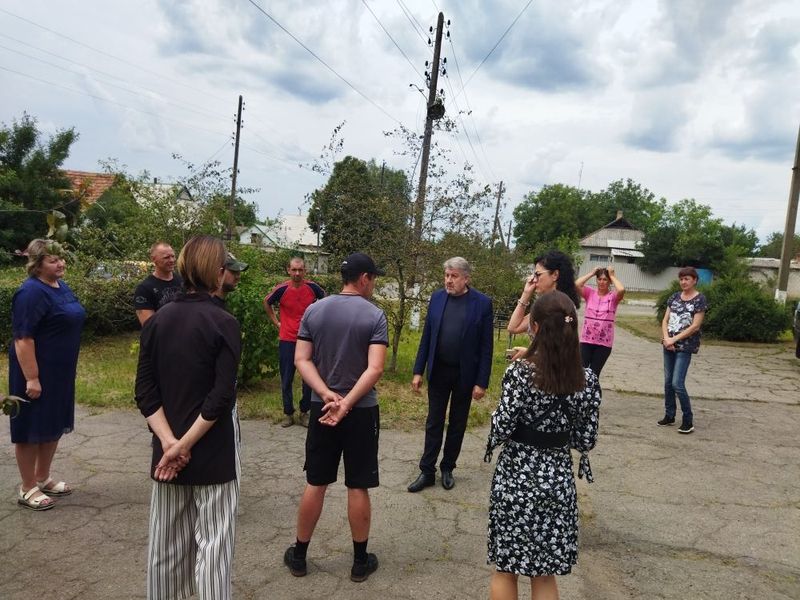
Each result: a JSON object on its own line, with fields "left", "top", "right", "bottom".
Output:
{"left": 220, "top": 252, "right": 248, "bottom": 296}
{"left": 283, "top": 252, "right": 388, "bottom": 584}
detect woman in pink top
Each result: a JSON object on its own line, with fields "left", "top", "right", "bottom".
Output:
{"left": 575, "top": 266, "right": 625, "bottom": 377}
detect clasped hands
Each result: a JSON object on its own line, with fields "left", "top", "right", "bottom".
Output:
{"left": 318, "top": 389, "right": 348, "bottom": 427}
{"left": 153, "top": 437, "right": 191, "bottom": 482}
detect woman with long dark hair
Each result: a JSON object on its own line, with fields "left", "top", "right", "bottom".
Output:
{"left": 486, "top": 291, "right": 601, "bottom": 600}
{"left": 135, "top": 235, "right": 242, "bottom": 599}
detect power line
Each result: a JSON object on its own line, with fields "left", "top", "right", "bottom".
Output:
{"left": 0, "top": 7, "right": 231, "bottom": 105}
{"left": 1, "top": 65, "right": 235, "bottom": 140}
{"left": 202, "top": 138, "right": 234, "bottom": 166}
{"left": 0, "top": 43, "right": 225, "bottom": 123}
{"left": 455, "top": 0, "right": 534, "bottom": 98}
{"left": 361, "top": 0, "right": 424, "bottom": 81}
{"left": 395, "top": 0, "right": 429, "bottom": 46}
{"left": 446, "top": 34, "right": 497, "bottom": 182}
{"left": 244, "top": 0, "right": 403, "bottom": 126}
{"left": 0, "top": 32, "right": 226, "bottom": 121}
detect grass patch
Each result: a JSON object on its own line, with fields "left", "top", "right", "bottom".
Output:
{"left": 1, "top": 327, "right": 515, "bottom": 430}
{"left": 616, "top": 315, "right": 796, "bottom": 350}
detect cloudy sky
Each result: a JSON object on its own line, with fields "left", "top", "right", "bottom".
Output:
{"left": 2, "top": 0, "right": 799, "bottom": 242}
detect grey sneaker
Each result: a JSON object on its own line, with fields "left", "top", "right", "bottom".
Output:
{"left": 678, "top": 421, "right": 694, "bottom": 434}
{"left": 298, "top": 411, "right": 310, "bottom": 428}
{"left": 350, "top": 553, "right": 378, "bottom": 582}
{"left": 657, "top": 416, "right": 675, "bottom": 426}
{"left": 281, "top": 414, "right": 294, "bottom": 428}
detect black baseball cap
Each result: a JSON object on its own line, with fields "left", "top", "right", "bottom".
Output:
{"left": 224, "top": 252, "right": 249, "bottom": 272}
{"left": 340, "top": 252, "right": 385, "bottom": 276}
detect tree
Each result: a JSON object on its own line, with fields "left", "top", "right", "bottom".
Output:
{"left": 0, "top": 113, "right": 79, "bottom": 256}
{"left": 305, "top": 120, "right": 494, "bottom": 371}
{"left": 512, "top": 184, "right": 599, "bottom": 252}
{"left": 589, "top": 179, "right": 665, "bottom": 231}
{"left": 76, "top": 156, "right": 259, "bottom": 260}
{"left": 638, "top": 198, "right": 757, "bottom": 273}
{"left": 758, "top": 232, "right": 800, "bottom": 258}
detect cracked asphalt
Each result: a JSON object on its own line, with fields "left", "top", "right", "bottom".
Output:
{"left": 2, "top": 327, "right": 799, "bottom": 599}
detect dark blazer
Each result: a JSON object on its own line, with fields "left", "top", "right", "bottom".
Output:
{"left": 135, "top": 293, "right": 241, "bottom": 485}
{"left": 413, "top": 287, "right": 494, "bottom": 389}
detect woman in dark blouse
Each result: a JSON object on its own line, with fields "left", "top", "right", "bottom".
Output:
{"left": 9, "top": 239, "right": 86, "bottom": 510}
{"left": 135, "top": 235, "right": 242, "bottom": 600}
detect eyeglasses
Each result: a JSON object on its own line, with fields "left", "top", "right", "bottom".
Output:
{"left": 531, "top": 270, "right": 551, "bottom": 280}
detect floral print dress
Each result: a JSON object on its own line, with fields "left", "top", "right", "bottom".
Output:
{"left": 486, "top": 360, "right": 601, "bottom": 577}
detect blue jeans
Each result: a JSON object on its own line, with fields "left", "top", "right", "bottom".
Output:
{"left": 279, "top": 341, "right": 311, "bottom": 415}
{"left": 663, "top": 349, "right": 693, "bottom": 422}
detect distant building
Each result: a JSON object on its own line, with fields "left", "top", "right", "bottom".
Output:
{"left": 237, "top": 213, "right": 330, "bottom": 273}
{"left": 577, "top": 211, "right": 680, "bottom": 292}
{"left": 745, "top": 256, "right": 800, "bottom": 298}
{"left": 62, "top": 170, "right": 117, "bottom": 205}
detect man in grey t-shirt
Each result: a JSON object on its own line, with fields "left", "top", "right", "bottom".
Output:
{"left": 283, "top": 252, "right": 388, "bottom": 584}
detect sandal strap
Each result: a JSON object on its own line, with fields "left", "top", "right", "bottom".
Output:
{"left": 37, "top": 478, "right": 68, "bottom": 493}
{"left": 21, "top": 486, "right": 45, "bottom": 501}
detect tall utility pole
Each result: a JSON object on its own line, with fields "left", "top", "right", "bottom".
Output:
{"left": 226, "top": 94, "right": 243, "bottom": 241}
{"left": 776, "top": 125, "right": 800, "bottom": 304}
{"left": 491, "top": 180, "right": 505, "bottom": 247}
{"left": 411, "top": 12, "right": 444, "bottom": 258}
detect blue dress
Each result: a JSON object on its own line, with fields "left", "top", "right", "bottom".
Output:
{"left": 8, "top": 277, "right": 86, "bottom": 443}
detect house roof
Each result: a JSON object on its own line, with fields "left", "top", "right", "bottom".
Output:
{"left": 275, "top": 214, "right": 319, "bottom": 247}
{"left": 62, "top": 170, "right": 117, "bottom": 205}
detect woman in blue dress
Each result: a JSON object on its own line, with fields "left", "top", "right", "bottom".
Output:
{"left": 9, "top": 239, "right": 86, "bottom": 510}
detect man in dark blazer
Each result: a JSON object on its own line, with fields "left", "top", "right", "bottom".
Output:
{"left": 408, "top": 257, "right": 494, "bottom": 492}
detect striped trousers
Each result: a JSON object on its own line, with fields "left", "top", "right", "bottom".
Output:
{"left": 146, "top": 406, "right": 241, "bottom": 600}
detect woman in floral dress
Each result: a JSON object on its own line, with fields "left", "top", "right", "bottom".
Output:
{"left": 485, "top": 291, "right": 602, "bottom": 600}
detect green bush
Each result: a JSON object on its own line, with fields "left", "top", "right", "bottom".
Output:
{"left": 656, "top": 276, "right": 790, "bottom": 343}
{"left": 0, "top": 266, "right": 140, "bottom": 350}
{"left": 225, "top": 255, "right": 341, "bottom": 385}
{"left": 702, "top": 277, "right": 790, "bottom": 342}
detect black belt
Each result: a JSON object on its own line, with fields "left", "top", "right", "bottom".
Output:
{"left": 510, "top": 425, "right": 569, "bottom": 448}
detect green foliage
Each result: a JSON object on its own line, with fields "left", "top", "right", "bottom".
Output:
{"left": 221, "top": 253, "right": 341, "bottom": 385}
{"left": 640, "top": 199, "right": 757, "bottom": 274}
{"left": 307, "top": 156, "right": 410, "bottom": 264}
{"left": 702, "top": 277, "right": 791, "bottom": 342}
{"left": 758, "top": 232, "right": 800, "bottom": 258}
{"left": 512, "top": 184, "right": 597, "bottom": 252}
{"left": 656, "top": 276, "right": 790, "bottom": 343}
{"left": 589, "top": 179, "right": 666, "bottom": 232}
{"left": 0, "top": 113, "right": 79, "bottom": 254}
{"left": 76, "top": 157, "right": 260, "bottom": 260}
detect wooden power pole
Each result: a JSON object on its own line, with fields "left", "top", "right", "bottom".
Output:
{"left": 491, "top": 180, "right": 505, "bottom": 247}
{"left": 411, "top": 12, "right": 444, "bottom": 267}
{"left": 776, "top": 125, "right": 800, "bottom": 304}
{"left": 227, "top": 94, "right": 243, "bottom": 241}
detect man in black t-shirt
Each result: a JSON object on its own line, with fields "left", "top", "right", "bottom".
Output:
{"left": 133, "top": 241, "right": 183, "bottom": 326}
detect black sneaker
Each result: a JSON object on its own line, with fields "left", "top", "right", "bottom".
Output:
{"left": 350, "top": 553, "right": 379, "bottom": 582}
{"left": 678, "top": 421, "right": 694, "bottom": 434}
{"left": 657, "top": 416, "right": 675, "bottom": 426}
{"left": 284, "top": 545, "right": 307, "bottom": 577}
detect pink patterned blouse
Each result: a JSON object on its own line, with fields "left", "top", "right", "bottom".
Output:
{"left": 580, "top": 286, "right": 621, "bottom": 348}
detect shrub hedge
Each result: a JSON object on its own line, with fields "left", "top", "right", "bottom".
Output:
{"left": 656, "top": 276, "right": 791, "bottom": 343}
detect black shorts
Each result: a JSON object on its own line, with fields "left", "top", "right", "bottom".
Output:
{"left": 304, "top": 403, "right": 380, "bottom": 489}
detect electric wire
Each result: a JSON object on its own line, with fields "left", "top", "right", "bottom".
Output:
{"left": 395, "top": 0, "right": 429, "bottom": 46}
{"left": 0, "top": 43, "right": 226, "bottom": 123}
{"left": 244, "top": 0, "right": 403, "bottom": 126}
{"left": 361, "top": 0, "right": 424, "bottom": 81}
{"left": 0, "top": 33, "right": 226, "bottom": 121}
{"left": 0, "top": 7, "right": 231, "bottom": 105}
{"left": 0, "top": 65, "right": 235, "bottom": 140}
{"left": 455, "top": 0, "right": 534, "bottom": 98}
{"left": 446, "top": 34, "right": 497, "bottom": 182}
